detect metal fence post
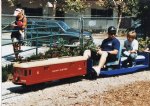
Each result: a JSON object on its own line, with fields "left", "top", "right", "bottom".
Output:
{"left": 36, "top": 28, "right": 38, "bottom": 55}
{"left": 80, "top": 16, "right": 84, "bottom": 48}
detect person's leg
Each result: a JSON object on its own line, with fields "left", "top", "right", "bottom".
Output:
{"left": 14, "top": 43, "right": 19, "bottom": 59}
{"left": 14, "top": 41, "right": 21, "bottom": 59}
{"left": 93, "top": 51, "right": 108, "bottom": 76}
{"left": 84, "top": 50, "right": 102, "bottom": 77}
{"left": 129, "top": 53, "right": 137, "bottom": 66}
{"left": 11, "top": 37, "right": 18, "bottom": 59}
{"left": 17, "top": 43, "right": 21, "bottom": 51}
{"left": 83, "top": 50, "right": 91, "bottom": 59}
{"left": 11, "top": 32, "right": 22, "bottom": 59}
{"left": 18, "top": 32, "right": 22, "bottom": 52}
{"left": 11, "top": 38, "right": 15, "bottom": 51}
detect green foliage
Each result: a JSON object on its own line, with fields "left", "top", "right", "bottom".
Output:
{"left": 96, "top": 0, "right": 139, "bottom": 15}
{"left": 64, "top": 0, "right": 88, "bottom": 13}
{"left": 137, "top": 1, "right": 150, "bottom": 37}
{"left": 27, "top": 53, "right": 45, "bottom": 61}
{"left": 138, "top": 37, "right": 150, "bottom": 51}
{"left": 82, "top": 40, "right": 98, "bottom": 52}
{"left": 2, "top": 64, "right": 13, "bottom": 82}
{"left": 18, "top": 40, "right": 97, "bottom": 62}
{"left": 2, "top": 70, "right": 8, "bottom": 82}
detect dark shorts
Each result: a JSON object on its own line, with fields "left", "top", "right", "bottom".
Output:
{"left": 91, "top": 50, "right": 118, "bottom": 63}
{"left": 11, "top": 30, "right": 24, "bottom": 44}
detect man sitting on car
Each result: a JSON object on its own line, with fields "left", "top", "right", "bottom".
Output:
{"left": 83, "top": 26, "right": 120, "bottom": 77}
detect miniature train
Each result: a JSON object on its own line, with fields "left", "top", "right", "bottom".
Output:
{"left": 12, "top": 52, "right": 149, "bottom": 86}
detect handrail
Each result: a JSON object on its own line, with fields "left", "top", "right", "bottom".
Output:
{"left": 2, "top": 21, "right": 80, "bottom": 60}
{"left": 2, "top": 29, "right": 74, "bottom": 59}
{"left": 2, "top": 34, "right": 56, "bottom": 46}
{"left": 2, "top": 27, "right": 51, "bottom": 59}
{"left": 2, "top": 47, "right": 37, "bottom": 58}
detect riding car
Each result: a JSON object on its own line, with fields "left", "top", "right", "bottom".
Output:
{"left": 26, "top": 20, "right": 92, "bottom": 46}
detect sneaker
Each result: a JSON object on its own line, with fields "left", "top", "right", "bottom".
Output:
{"left": 86, "top": 68, "right": 97, "bottom": 80}
{"left": 91, "top": 68, "right": 98, "bottom": 78}
{"left": 93, "top": 66, "right": 101, "bottom": 76}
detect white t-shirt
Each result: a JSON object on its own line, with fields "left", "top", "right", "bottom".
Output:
{"left": 124, "top": 39, "right": 138, "bottom": 51}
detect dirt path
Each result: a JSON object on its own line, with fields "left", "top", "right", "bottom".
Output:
{"left": 79, "top": 81, "right": 150, "bottom": 106}
{"left": 2, "top": 71, "right": 150, "bottom": 106}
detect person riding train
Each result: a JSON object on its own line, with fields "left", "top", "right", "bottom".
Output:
{"left": 122, "top": 31, "right": 139, "bottom": 67}
{"left": 83, "top": 26, "right": 120, "bottom": 77}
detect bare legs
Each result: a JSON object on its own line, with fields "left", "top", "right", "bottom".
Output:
{"left": 13, "top": 43, "right": 21, "bottom": 59}
{"left": 83, "top": 50, "right": 91, "bottom": 59}
{"left": 83, "top": 50, "right": 108, "bottom": 76}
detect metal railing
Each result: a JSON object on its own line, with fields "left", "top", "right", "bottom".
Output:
{"left": 2, "top": 27, "right": 79, "bottom": 59}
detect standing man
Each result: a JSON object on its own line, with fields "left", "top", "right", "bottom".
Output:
{"left": 84, "top": 26, "right": 120, "bottom": 76}
{"left": 11, "top": 8, "right": 27, "bottom": 59}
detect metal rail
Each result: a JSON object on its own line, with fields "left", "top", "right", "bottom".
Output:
{"left": 2, "top": 27, "right": 77, "bottom": 59}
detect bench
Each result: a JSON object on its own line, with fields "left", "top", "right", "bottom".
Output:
{"left": 121, "top": 52, "right": 149, "bottom": 67}
{"left": 103, "top": 50, "right": 149, "bottom": 70}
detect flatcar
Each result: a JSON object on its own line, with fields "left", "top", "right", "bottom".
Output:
{"left": 12, "top": 52, "right": 149, "bottom": 86}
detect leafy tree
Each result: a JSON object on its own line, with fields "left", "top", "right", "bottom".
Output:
{"left": 5, "top": 0, "right": 88, "bottom": 16}
{"left": 63, "top": 0, "right": 88, "bottom": 13}
{"left": 96, "top": 0, "right": 139, "bottom": 35}
{"left": 137, "top": 0, "right": 150, "bottom": 38}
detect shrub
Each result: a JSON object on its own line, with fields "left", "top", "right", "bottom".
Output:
{"left": 2, "top": 64, "right": 13, "bottom": 82}
{"left": 18, "top": 40, "right": 97, "bottom": 62}
{"left": 2, "top": 67, "right": 8, "bottom": 82}
{"left": 138, "top": 37, "right": 150, "bottom": 51}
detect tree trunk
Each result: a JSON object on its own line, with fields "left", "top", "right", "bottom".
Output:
{"left": 52, "top": 1, "right": 57, "bottom": 17}
{"left": 116, "top": 13, "right": 122, "bottom": 36}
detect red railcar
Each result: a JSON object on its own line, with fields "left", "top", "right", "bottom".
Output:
{"left": 13, "top": 56, "right": 87, "bottom": 85}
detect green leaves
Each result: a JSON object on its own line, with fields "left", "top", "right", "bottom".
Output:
{"left": 64, "top": 0, "right": 87, "bottom": 13}
{"left": 138, "top": 37, "right": 150, "bottom": 51}
{"left": 2, "top": 64, "right": 13, "bottom": 82}
{"left": 96, "top": 0, "right": 139, "bottom": 15}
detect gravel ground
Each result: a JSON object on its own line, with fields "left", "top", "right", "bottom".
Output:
{"left": 2, "top": 70, "right": 150, "bottom": 106}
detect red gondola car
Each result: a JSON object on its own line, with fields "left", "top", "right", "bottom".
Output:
{"left": 13, "top": 56, "right": 87, "bottom": 85}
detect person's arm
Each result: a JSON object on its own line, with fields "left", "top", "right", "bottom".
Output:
{"left": 22, "top": 17, "right": 27, "bottom": 29}
{"left": 144, "top": 44, "right": 150, "bottom": 52}
{"left": 107, "top": 39, "right": 120, "bottom": 55}
{"left": 144, "top": 48, "right": 150, "bottom": 52}
{"left": 107, "top": 49, "right": 118, "bottom": 55}
{"left": 129, "top": 49, "right": 137, "bottom": 53}
{"left": 11, "top": 21, "right": 17, "bottom": 28}
{"left": 129, "top": 40, "right": 138, "bottom": 53}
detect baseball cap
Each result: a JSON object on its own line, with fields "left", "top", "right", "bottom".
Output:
{"left": 13, "top": 8, "right": 22, "bottom": 16}
{"left": 108, "top": 26, "right": 116, "bottom": 35}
